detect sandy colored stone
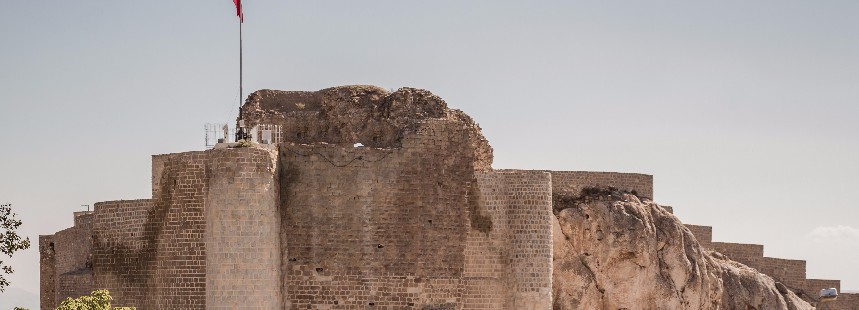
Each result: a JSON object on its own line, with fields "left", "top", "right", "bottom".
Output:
{"left": 552, "top": 190, "right": 813, "bottom": 310}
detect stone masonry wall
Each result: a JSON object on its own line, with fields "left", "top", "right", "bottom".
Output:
{"left": 53, "top": 212, "right": 94, "bottom": 305}
{"left": 92, "top": 199, "right": 154, "bottom": 308}
{"left": 39, "top": 235, "right": 56, "bottom": 310}
{"left": 89, "top": 148, "right": 283, "bottom": 310}
{"left": 830, "top": 293, "right": 859, "bottom": 310}
{"left": 147, "top": 151, "right": 209, "bottom": 309}
{"left": 278, "top": 118, "right": 494, "bottom": 309}
{"left": 684, "top": 224, "right": 713, "bottom": 249}
{"left": 279, "top": 144, "right": 462, "bottom": 308}
{"left": 205, "top": 148, "right": 282, "bottom": 309}
{"left": 469, "top": 170, "right": 553, "bottom": 309}
{"left": 549, "top": 171, "right": 653, "bottom": 200}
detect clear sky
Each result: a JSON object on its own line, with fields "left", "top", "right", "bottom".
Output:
{"left": 1, "top": 1, "right": 857, "bottom": 307}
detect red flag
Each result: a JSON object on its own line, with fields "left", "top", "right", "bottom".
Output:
{"left": 233, "top": 0, "right": 243, "bottom": 23}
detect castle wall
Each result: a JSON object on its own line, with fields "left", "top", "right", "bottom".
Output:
{"left": 205, "top": 148, "right": 282, "bottom": 309}
{"left": 148, "top": 151, "right": 209, "bottom": 309}
{"left": 92, "top": 199, "right": 154, "bottom": 308}
{"left": 277, "top": 119, "right": 493, "bottom": 309}
{"left": 758, "top": 257, "right": 806, "bottom": 289}
{"left": 687, "top": 226, "right": 859, "bottom": 309}
{"left": 549, "top": 171, "right": 653, "bottom": 199}
{"left": 39, "top": 235, "right": 56, "bottom": 310}
{"left": 710, "top": 242, "right": 764, "bottom": 265}
{"left": 830, "top": 293, "right": 859, "bottom": 310}
{"left": 53, "top": 212, "right": 94, "bottom": 304}
{"left": 802, "top": 279, "right": 840, "bottom": 297}
{"left": 685, "top": 225, "right": 713, "bottom": 249}
{"left": 57, "top": 270, "right": 93, "bottom": 303}
{"left": 469, "top": 170, "right": 553, "bottom": 310}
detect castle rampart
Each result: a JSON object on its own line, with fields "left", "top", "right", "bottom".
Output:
{"left": 686, "top": 223, "right": 857, "bottom": 308}
{"left": 548, "top": 171, "right": 653, "bottom": 199}
{"left": 205, "top": 148, "right": 281, "bottom": 309}
{"left": 39, "top": 86, "right": 857, "bottom": 309}
{"left": 91, "top": 199, "right": 153, "bottom": 307}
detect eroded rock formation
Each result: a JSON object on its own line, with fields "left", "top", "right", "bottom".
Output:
{"left": 239, "top": 85, "right": 493, "bottom": 170}
{"left": 552, "top": 190, "right": 813, "bottom": 310}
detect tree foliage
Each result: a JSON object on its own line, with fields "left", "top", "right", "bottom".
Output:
{"left": 0, "top": 203, "right": 30, "bottom": 292}
{"left": 55, "top": 289, "right": 135, "bottom": 310}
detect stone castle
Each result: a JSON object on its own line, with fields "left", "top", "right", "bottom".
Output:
{"left": 40, "top": 86, "right": 857, "bottom": 309}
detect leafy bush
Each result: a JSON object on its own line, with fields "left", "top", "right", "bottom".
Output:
{"left": 55, "top": 290, "right": 135, "bottom": 310}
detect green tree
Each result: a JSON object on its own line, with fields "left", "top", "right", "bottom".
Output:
{"left": 1, "top": 203, "right": 30, "bottom": 292}
{"left": 55, "top": 289, "right": 135, "bottom": 310}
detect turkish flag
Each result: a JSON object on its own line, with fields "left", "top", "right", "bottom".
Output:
{"left": 233, "top": 0, "right": 243, "bottom": 22}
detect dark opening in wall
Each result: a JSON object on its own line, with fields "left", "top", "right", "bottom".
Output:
{"left": 315, "top": 267, "right": 324, "bottom": 273}
{"left": 368, "top": 302, "right": 375, "bottom": 306}
{"left": 427, "top": 219, "right": 433, "bottom": 224}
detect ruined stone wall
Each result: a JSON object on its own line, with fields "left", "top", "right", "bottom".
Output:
{"left": 239, "top": 86, "right": 493, "bottom": 170}
{"left": 53, "top": 212, "right": 94, "bottom": 304}
{"left": 39, "top": 235, "right": 56, "bottom": 310}
{"left": 92, "top": 199, "right": 154, "bottom": 308}
{"left": 205, "top": 148, "right": 281, "bottom": 309}
{"left": 549, "top": 171, "right": 653, "bottom": 199}
{"left": 469, "top": 170, "right": 553, "bottom": 310}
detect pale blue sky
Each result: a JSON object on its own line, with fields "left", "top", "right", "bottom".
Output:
{"left": 1, "top": 1, "right": 858, "bottom": 307}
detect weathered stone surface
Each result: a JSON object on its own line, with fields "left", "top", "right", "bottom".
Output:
{"left": 552, "top": 190, "right": 813, "bottom": 310}
{"left": 239, "top": 85, "right": 493, "bottom": 170}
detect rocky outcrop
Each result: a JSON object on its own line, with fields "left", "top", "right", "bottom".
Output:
{"left": 552, "top": 190, "right": 813, "bottom": 310}
{"left": 239, "top": 85, "right": 493, "bottom": 169}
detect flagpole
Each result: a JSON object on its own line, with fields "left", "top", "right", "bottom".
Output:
{"left": 239, "top": 15, "right": 243, "bottom": 111}
{"left": 236, "top": 3, "right": 245, "bottom": 141}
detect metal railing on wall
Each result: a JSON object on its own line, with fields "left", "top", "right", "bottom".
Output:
{"left": 205, "top": 123, "right": 235, "bottom": 149}
{"left": 205, "top": 123, "right": 282, "bottom": 149}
